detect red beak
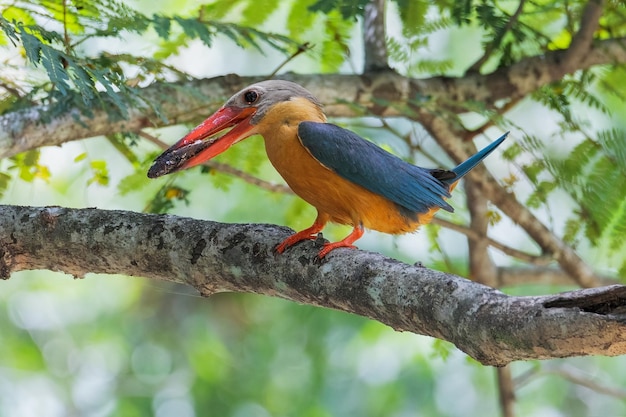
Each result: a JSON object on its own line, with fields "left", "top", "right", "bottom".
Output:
{"left": 148, "top": 106, "right": 257, "bottom": 178}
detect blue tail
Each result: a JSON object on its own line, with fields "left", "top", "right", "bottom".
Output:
{"left": 443, "top": 132, "right": 509, "bottom": 185}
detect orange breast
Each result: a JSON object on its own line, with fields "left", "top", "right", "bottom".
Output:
{"left": 256, "top": 98, "right": 441, "bottom": 234}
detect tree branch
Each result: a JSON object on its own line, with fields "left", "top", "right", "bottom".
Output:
{"left": 363, "top": 0, "right": 390, "bottom": 72}
{"left": 431, "top": 217, "right": 550, "bottom": 266}
{"left": 1, "top": 36, "right": 624, "bottom": 158}
{"left": 515, "top": 364, "right": 626, "bottom": 399}
{"left": 1, "top": 205, "right": 625, "bottom": 367}
{"left": 466, "top": 178, "right": 498, "bottom": 286}
{"left": 497, "top": 366, "right": 516, "bottom": 417}
{"left": 416, "top": 115, "right": 603, "bottom": 288}
{"left": 561, "top": 0, "right": 605, "bottom": 74}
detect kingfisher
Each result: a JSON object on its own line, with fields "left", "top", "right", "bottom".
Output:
{"left": 148, "top": 80, "right": 507, "bottom": 258}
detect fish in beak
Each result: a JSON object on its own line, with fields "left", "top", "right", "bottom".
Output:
{"left": 147, "top": 106, "right": 257, "bottom": 178}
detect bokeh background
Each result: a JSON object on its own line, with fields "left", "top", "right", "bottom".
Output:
{"left": 1, "top": 0, "right": 626, "bottom": 416}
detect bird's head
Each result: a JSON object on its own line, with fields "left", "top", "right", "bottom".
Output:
{"left": 147, "top": 80, "right": 321, "bottom": 178}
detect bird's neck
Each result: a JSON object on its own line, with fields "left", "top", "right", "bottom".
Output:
{"left": 257, "top": 97, "right": 327, "bottom": 187}
{"left": 255, "top": 97, "right": 326, "bottom": 138}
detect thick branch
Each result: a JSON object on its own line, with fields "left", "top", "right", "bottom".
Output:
{"left": 1, "top": 205, "right": 625, "bottom": 366}
{"left": 1, "top": 36, "right": 625, "bottom": 158}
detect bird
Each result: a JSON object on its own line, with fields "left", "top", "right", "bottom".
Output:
{"left": 148, "top": 80, "right": 507, "bottom": 258}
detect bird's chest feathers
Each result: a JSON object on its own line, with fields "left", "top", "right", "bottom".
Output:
{"left": 258, "top": 99, "right": 329, "bottom": 182}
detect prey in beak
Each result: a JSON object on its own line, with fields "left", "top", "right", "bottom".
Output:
{"left": 147, "top": 106, "right": 257, "bottom": 178}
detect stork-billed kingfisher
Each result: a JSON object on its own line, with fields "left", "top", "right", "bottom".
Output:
{"left": 148, "top": 80, "right": 507, "bottom": 258}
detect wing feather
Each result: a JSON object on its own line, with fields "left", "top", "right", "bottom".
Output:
{"left": 297, "top": 122, "right": 453, "bottom": 214}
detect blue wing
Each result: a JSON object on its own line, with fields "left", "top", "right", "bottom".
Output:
{"left": 297, "top": 122, "right": 453, "bottom": 214}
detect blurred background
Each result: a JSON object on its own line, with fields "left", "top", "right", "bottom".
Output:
{"left": 1, "top": 0, "right": 626, "bottom": 416}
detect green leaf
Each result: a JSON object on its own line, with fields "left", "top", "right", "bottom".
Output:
{"left": 88, "top": 160, "right": 109, "bottom": 186}
{"left": 152, "top": 14, "right": 171, "bottom": 39}
{"left": 106, "top": 133, "right": 140, "bottom": 165}
{"left": 308, "top": 0, "right": 368, "bottom": 19}
{"left": 74, "top": 152, "right": 88, "bottom": 162}
{"left": 174, "top": 17, "right": 214, "bottom": 47}
{"left": 2, "top": 6, "right": 37, "bottom": 26}
{"left": 562, "top": 218, "right": 581, "bottom": 246}
{"left": 9, "top": 149, "right": 49, "bottom": 183}
{"left": 287, "top": 0, "right": 318, "bottom": 37}
{"left": 525, "top": 180, "right": 557, "bottom": 209}
{"left": 395, "top": 0, "right": 428, "bottom": 37}
{"left": 18, "top": 29, "right": 42, "bottom": 66}
{"left": 241, "top": 0, "right": 280, "bottom": 26}
{"left": 0, "top": 171, "right": 11, "bottom": 198}
{"left": 522, "top": 160, "right": 546, "bottom": 184}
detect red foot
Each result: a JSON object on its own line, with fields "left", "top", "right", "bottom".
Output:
{"left": 276, "top": 231, "right": 317, "bottom": 253}
{"left": 316, "top": 225, "right": 364, "bottom": 259}
{"left": 276, "top": 217, "right": 327, "bottom": 254}
{"left": 317, "top": 242, "right": 357, "bottom": 259}
{"left": 276, "top": 218, "right": 366, "bottom": 259}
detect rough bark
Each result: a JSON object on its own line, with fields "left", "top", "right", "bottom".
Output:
{"left": 1, "top": 205, "right": 625, "bottom": 367}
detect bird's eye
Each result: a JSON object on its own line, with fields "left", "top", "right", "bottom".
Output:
{"left": 243, "top": 90, "right": 259, "bottom": 104}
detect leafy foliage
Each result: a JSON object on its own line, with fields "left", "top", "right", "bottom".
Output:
{"left": 547, "top": 130, "right": 626, "bottom": 254}
{"left": 308, "top": 0, "right": 369, "bottom": 20}
{"left": 0, "top": 0, "right": 297, "bottom": 119}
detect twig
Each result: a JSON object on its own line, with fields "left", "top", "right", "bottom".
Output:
{"left": 0, "top": 81, "right": 23, "bottom": 98}
{"left": 62, "top": 0, "right": 71, "bottom": 56}
{"left": 497, "top": 366, "right": 516, "bottom": 417}
{"left": 461, "top": 98, "right": 522, "bottom": 141}
{"left": 430, "top": 217, "right": 550, "bottom": 265}
{"left": 268, "top": 43, "right": 312, "bottom": 78}
{"left": 515, "top": 364, "right": 626, "bottom": 399}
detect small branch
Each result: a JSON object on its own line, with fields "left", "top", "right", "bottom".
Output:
{"left": 497, "top": 366, "right": 516, "bottom": 417}
{"left": 432, "top": 217, "right": 550, "bottom": 264}
{"left": 1, "top": 205, "right": 626, "bottom": 366}
{"left": 268, "top": 42, "right": 312, "bottom": 78}
{"left": 466, "top": 178, "right": 515, "bottom": 417}
{"left": 0, "top": 81, "right": 24, "bottom": 99}
{"left": 62, "top": 0, "right": 71, "bottom": 55}
{"left": 461, "top": 98, "right": 522, "bottom": 141}
{"left": 515, "top": 365, "right": 626, "bottom": 399}
{"left": 466, "top": 178, "right": 498, "bottom": 286}
{"left": 477, "top": 172, "right": 600, "bottom": 287}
